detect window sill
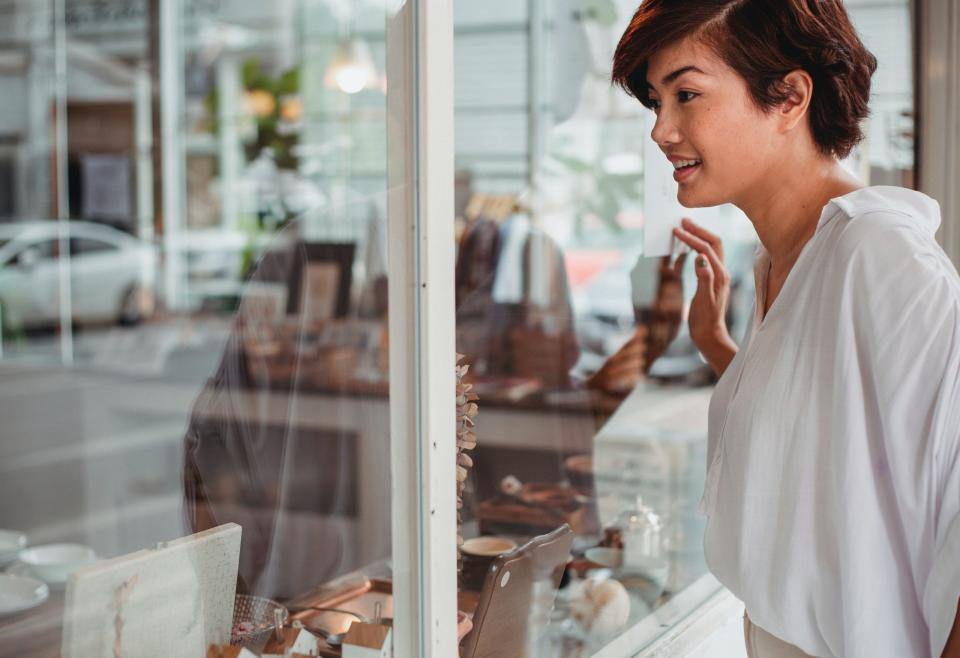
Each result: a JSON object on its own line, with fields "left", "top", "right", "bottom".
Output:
{"left": 589, "top": 575, "right": 742, "bottom": 658}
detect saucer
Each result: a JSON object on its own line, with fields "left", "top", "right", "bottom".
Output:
{"left": 0, "top": 573, "right": 49, "bottom": 616}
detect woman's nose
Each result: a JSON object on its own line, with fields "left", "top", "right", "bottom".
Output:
{"left": 651, "top": 111, "right": 680, "bottom": 147}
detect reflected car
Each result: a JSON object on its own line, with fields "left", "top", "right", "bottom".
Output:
{"left": 0, "top": 221, "right": 157, "bottom": 330}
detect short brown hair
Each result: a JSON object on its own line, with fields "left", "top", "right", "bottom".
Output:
{"left": 612, "top": 0, "right": 878, "bottom": 159}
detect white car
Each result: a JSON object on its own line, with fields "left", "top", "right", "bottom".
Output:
{"left": 0, "top": 221, "right": 157, "bottom": 330}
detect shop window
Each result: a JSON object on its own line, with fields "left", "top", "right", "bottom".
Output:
{"left": 0, "top": 0, "right": 409, "bottom": 654}
{"left": 451, "top": 0, "right": 918, "bottom": 655}
{"left": 0, "top": 0, "right": 922, "bottom": 657}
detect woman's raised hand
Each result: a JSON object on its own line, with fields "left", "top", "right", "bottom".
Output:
{"left": 672, "top": 218, "right": 738, "bottom": 376}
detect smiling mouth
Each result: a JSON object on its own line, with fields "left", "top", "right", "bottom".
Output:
{"left": 672, "top": 159, "right": 702, "bottom": 182}
{"left": 672, "top": 159, "right": 702, "bottom": 171}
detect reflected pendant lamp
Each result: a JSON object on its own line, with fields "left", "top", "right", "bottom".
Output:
{"left": 324, "top": 39, "right": 377, "bottom": 94}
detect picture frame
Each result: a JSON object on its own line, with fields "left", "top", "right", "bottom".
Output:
{"left": 286, "top": 242, "right": 356, "bottom": 321}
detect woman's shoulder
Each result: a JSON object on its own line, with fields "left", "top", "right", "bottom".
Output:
{"left": 828, "top": 186, "right": 948, "bottom": 271}
{"left": 820, "top": 187, "right": 960, "bottom": 341}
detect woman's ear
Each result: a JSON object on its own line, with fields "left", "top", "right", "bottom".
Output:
{"left": 778, "top": 69, "right": 814, "bottom": 132}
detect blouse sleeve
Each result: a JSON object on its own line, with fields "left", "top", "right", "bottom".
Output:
{"left": 846, "top": 217, "right": 960, "bottom": 656}
{"left": 926, "top": 484, "right": 960, "bottom": 657}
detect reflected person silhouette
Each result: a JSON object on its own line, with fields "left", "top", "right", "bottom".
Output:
{"left": 182, "top": 218, "right": 389, "bottom": 601}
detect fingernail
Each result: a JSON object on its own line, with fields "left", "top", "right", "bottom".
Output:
{"left": 697, "top": 256, "right": 707, "bottom": 267}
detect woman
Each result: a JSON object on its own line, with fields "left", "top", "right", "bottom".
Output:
{"left": 612, "top": 1, "right": 960, "bottom": 657}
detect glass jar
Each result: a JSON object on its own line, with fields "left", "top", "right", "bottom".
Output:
{"left": 617, "top": 495, "right": 662, "bottom": 572}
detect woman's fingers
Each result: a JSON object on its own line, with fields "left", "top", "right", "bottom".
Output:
{"left": 671, "top": 252, "right": 688, "bottom": 278}
{"left": 680, "top": 218, "right": 725, "bottom": 261}
{"left": 693, "top": 252, "right": 717, "bottom": 304}
{"left": 673, "top": 227, "right": 726, "bottom": 290}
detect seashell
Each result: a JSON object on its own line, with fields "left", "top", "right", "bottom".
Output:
{"left": 567, "top": 577, "right": 630, "bottom": 635}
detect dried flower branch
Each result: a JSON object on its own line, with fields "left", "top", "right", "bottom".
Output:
{"left": 456, "top": 353, "right": 479, "bottom": 572}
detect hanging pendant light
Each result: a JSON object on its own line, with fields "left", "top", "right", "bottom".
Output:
{"left": 324, "top": 38, "right": 377, "bottom": 94}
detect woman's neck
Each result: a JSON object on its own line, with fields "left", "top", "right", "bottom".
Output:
{"left": 737, "top": 155, "right": 862, "bottom": 276}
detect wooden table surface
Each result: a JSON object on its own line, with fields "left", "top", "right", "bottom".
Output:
{"left": 0, "top": 590, "right": 64, "bottom": 658}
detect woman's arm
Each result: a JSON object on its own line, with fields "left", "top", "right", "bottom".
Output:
{"left": 698, "top": 329, "right": 739, "bottom": 378}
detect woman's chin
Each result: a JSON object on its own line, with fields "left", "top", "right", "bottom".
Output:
{"left": 677, "top": 186, "right": 726, "bottom": 209}
{"left": 677, "top": 193, "right": 709, "bottom": 209}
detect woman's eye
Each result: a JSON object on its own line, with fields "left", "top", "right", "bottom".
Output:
{"left": 678, "top": 91, "right": 699, "bottom": 103}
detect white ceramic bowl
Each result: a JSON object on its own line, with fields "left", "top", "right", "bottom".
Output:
{"left": 584, "top": 547, "right": 668, "bottom": 588}
{"left": 18, "top": 543, "right": 96, "bottom": 584}
{"left": 584, "top": 547, "right": 623, "bottom": 569}
{"left": 0, "top": 530, "right": 28, "bottom": 567}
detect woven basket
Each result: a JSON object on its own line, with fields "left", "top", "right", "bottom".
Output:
{"left": 230, "top": 594, "right": 289, "bottom": 649}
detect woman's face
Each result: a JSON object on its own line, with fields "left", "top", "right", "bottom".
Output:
{"left": 646, "top": 36, "right": 782, "bottom": 209}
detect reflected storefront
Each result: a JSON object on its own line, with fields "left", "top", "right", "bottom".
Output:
{"left": 0, "top": 0, "right": 941, "bottom": 657}
{"left": 0, "top": 0, "right": 421, "bottom": 655}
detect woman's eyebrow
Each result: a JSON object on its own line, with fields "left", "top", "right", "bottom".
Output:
{"left": 647, "top": 65, "right": 707, "bottom": 91}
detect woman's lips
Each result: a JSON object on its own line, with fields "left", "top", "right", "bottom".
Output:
{"left": 673, "top": 162, "right": 701, "bottom": 183}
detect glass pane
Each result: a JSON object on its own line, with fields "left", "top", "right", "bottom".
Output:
{"left": 0, "top": 0, "right": 411, "bottom": 655}
{"left": 452, "top": 1, "right": 915, "bottom": 656}
{"left": 846, "top": 0, "right": 916, "bottom": 187}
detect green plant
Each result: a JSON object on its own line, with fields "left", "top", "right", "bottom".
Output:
{"left": 205, "top": 57, "right": 302, "bottom": 170}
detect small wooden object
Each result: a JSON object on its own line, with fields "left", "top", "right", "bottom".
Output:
{"left": 341, "top": 620, "right": 392, "bottom": 658}
{"left": 262, "top": 626, "right": 320, "bottom": 657}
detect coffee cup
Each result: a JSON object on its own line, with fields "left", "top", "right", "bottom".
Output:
{"left": 459, "top": 536, "right": 517, "bottom": 591}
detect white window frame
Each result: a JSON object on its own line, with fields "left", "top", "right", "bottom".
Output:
{"left": 387, "top": 1, "right": 458, "bottom": 657}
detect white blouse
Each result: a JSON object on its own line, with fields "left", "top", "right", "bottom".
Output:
{"left": 702, "top": 186, "right": 960, "bottom": 658}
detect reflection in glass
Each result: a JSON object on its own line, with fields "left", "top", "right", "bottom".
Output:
{"left": 0, "top": 0, "right": 405, "bottom": 655}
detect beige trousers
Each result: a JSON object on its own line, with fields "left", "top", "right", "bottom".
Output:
{"left": 743, "top": 612, "right": 817, "bottom": 658}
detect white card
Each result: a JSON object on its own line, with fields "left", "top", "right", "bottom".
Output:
{"left": 642, "top": 112, "right": 720, "bottom": 257}
{"left": 62, "top": 524, "right": 241, "bottom": 658}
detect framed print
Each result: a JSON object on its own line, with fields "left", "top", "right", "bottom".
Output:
{"left": 287, "top": 242, "right": 355, "bottom": 321}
